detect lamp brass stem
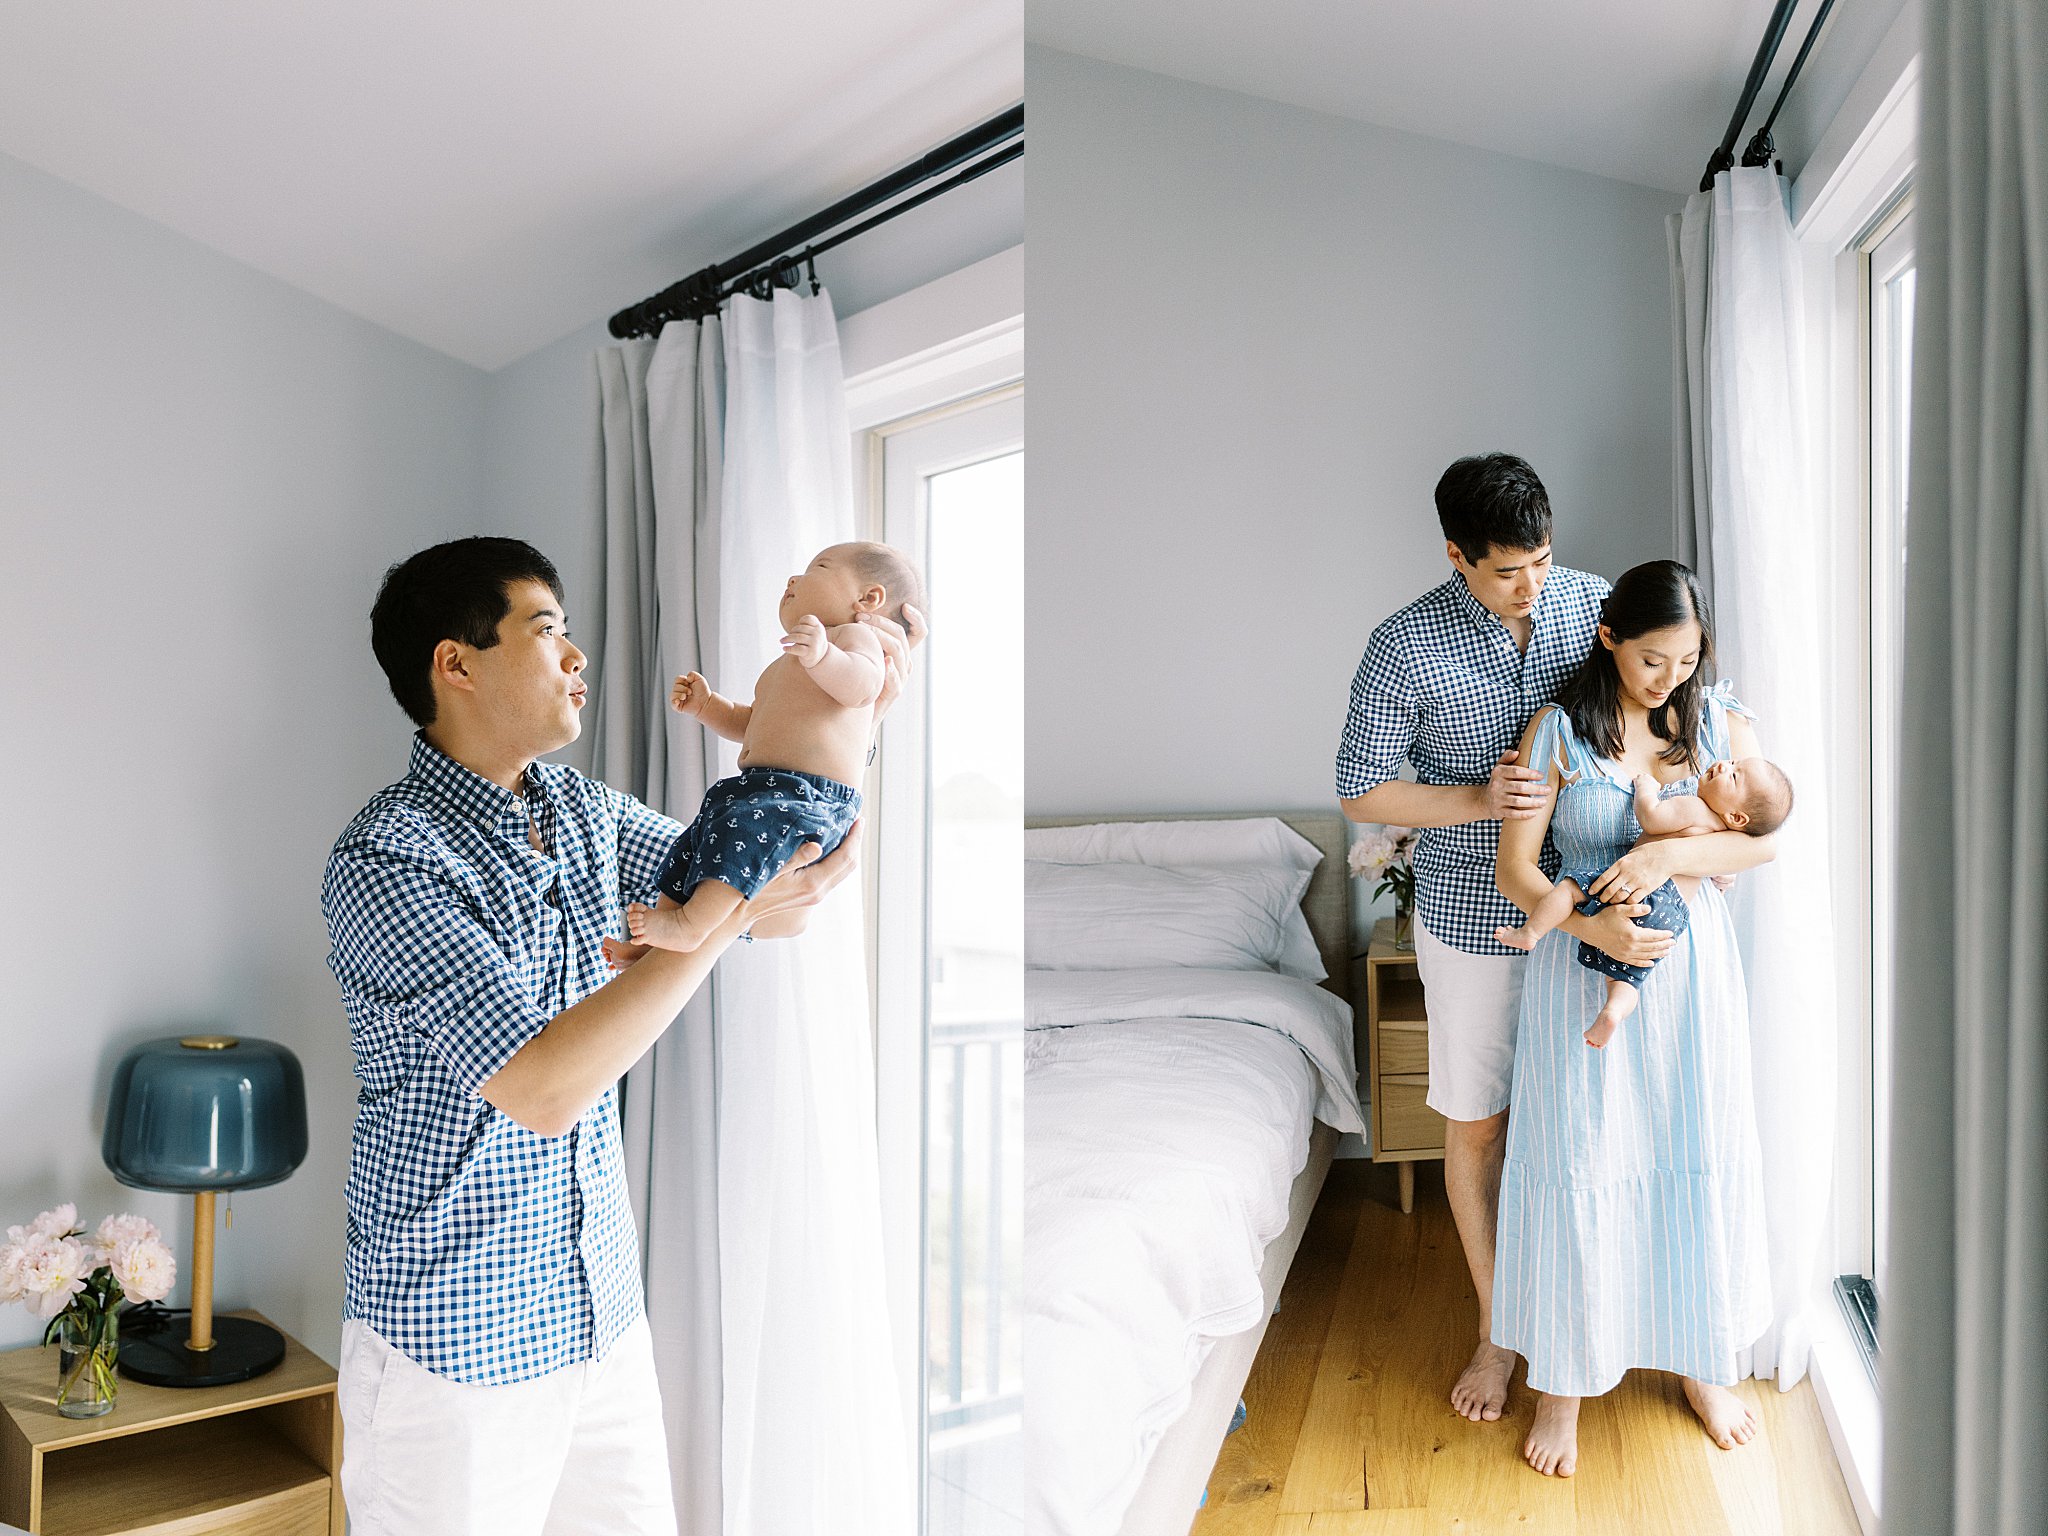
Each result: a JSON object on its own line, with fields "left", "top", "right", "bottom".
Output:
{"left": 188, "top": 1191, "right": 216, "bottom": 1353}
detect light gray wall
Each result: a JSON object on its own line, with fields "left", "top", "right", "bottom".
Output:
{"left": 0, "top": 148, "right": 488, "bottom": 1358}
{"left": 1024, "top": 46, "right": 1683, "bottom": 819}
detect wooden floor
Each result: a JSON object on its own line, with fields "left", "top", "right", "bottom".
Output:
{"left": 1193, "top": 1160, "right": 1860, "bottom": 1536}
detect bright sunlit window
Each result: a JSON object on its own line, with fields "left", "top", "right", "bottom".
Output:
{"left": 868, "top": 386, "right": 1023, "bottom": 1536}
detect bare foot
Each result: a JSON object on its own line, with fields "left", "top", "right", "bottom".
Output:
{"left": 1493, "top": 925, "right": 1536, "bottom": 953}
{"left": 1682, "top": 1378, "right": 1758, "bottom": 1449}
{"left": 602, "top": 936, "right": 649, "bottom": 971}
{"left": 1584, "top": 1010, "right": 1620, "bottom": 1048}
{"left": 1522, "top": 1393, "right": 1580, "bottom": 1476}
{"left": 624, "top": 901, "right": 710, "bottom": 953}
{"left": 1450, "top": 1339, "right": 1517, "bottom": 1421}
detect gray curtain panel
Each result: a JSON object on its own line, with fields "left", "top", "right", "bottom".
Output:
{"left": 1884, "top": 1, "right": 2048, "bottom": 1533}
{"left": 593, "top": 318, "right": 727, "bottom": 1536}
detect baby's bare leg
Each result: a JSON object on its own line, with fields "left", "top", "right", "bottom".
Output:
{"left": 1585, "top": 977, "right": 1640, "bottom": 1047}
{"left": 1494, "top": 878, "right": 1585, "bottom": 952}
{"left": 625, "top": 882, "right": 744, "bottom": 952}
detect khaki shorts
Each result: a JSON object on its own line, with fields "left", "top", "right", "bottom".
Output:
{"left": 1413, "top": 914, "right": 1526, "bottom": 1122}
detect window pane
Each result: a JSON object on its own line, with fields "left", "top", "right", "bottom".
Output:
{"left": 924, "top": 449, "right": 1023, "bottom": 1535}
{"left": 1872, "top": 249, "right": 1914, "bottom": 1307}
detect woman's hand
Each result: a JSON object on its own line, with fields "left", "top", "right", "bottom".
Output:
{"left": 1586, "top": 841, "right": 1676, "bottom": 907}
{"left": 860, "top": 604, "right": 926, "bottom": 721}
{"left": 737, "top": 820, "right": 862, "bottom": 927}
{"left": 1578, "top": 904, "right": 1676, "bottom": 966}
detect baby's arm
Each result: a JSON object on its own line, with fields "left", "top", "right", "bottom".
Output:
{"left": 782, "top": 616, "right": 886, "bottom": 708}
{"left": 673, "top": 671, "right": 752, "bottom": 743}
{"left": 1632, "top": 773, "right": 1727, "bottom": 837}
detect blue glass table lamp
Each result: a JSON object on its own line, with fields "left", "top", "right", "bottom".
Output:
{"left": 102, "top": 1034, "right": 308, "bottom": 1387}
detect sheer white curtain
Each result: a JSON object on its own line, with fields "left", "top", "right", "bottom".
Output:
{"left": 1885, "top": 0, "right": 2048, "bottom": 1529}
{"left": 592, "top": 290, "right": 909, "bottom": 1536}
{"left": 1668, "top": 166, "right": 1838, "bottom": 1388}
{"left": 713, "top": 292, "right": 911, "bottom": 1536}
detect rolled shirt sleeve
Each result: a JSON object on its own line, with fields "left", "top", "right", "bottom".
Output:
{"left": 323, "top": 834, "right": 549, "bottom": 1098}
{"left": 1336, "top": 623, "right": 1419, "bottom": 799}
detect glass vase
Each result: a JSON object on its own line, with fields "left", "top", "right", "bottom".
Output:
{"left": 1393, "top": 895, "right": 1416, "bottom": 952}
{"left": 56, "top": 1309, "right": 119, "bottom": 1419}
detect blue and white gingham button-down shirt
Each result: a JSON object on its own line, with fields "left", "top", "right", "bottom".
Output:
{"left": 322, "top": 735, "right": 679, "bottom": 1385}
{"left": 1336, "top": 566, "right": 1610, "bottom": 956}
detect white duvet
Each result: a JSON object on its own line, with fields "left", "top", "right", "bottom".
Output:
{"left": 1024, "top": 968, "right": 1364, "bottom": 1536}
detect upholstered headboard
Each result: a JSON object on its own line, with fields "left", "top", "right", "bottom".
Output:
{"left": 1024, "top": 811, "right": 1354, "bottom": 1008}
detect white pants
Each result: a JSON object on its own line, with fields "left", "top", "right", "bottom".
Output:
{"left": 337, "top": 1314, "right": 678, "bottom": 1536}
{"left": 1414, "top": 914, "right": 1526, "bottom": 1122}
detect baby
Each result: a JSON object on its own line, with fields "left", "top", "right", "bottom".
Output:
{"left": 622, "top": 541, "right": 925, "bottom": 952}
{"left": 1495, "top": 755, "right": 1793, "bottom": 1047}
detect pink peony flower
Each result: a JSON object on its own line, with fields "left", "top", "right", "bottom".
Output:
{"left": 109, "top": 1237, "right": 176, "bottom": 1304}
{"left": 95, "top": 1213, "right": 159, "bottom": 1252}
{"left": 29, "top": 1204, "right": 79, "bottom": 1241}
{"left": 15, "top": 1233, "right": 89, "bottom": 1320}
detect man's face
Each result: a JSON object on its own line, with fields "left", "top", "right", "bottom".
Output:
{"left": 449, "top": 579, "right": 587, "bottom": 755}
{"left": 1449, "top": 541, "right": 1552, "bottom": 622}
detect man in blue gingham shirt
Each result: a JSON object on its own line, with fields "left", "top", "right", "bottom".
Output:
{"left": 1335, "top": 455, "right": 1615, "bottom": 1432}
{"left": 321, "top": 538, "right": 891, "bottom": 1536}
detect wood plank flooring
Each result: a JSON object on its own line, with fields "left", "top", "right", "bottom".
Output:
{"left": 1193, "top": 1161, "right": 1859, "bottom": 1536}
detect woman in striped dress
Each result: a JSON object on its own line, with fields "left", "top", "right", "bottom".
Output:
{"left": 1490, "top": 561, "right": 1776, "bottom": 1477}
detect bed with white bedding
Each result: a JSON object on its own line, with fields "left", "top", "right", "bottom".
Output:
{"left": 1023, "top": 815, "right": 1366, "bottom": 1536}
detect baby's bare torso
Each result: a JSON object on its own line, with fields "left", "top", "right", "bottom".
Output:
{"left": 738, "top": 647, "right": 874, "bottom": 787}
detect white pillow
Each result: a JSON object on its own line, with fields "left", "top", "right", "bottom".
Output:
{"left": 1025, "top": 860, "right": 1326, "bottom": 981}
{"left": 1024, "top": 817, "right": 1323, "bottom": 873}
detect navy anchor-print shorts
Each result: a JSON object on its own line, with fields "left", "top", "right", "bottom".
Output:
{"left": 1568, "top": 870, "right": 1691, "bottom": 989}
{"left": 657, "top": 767, "right": 861, "bottom": 904}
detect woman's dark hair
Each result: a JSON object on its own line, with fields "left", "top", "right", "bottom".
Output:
{"left": 1434, "top": 452, "right": 1552, "bottom": 565}
{"left": 1554, "top": 560, "right": 1714, "bottom": 769}
{"left": 370, "top": 537, "right": 566, "bottom": 727}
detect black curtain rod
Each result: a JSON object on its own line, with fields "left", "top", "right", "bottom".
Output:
{"left": 1740, "top": 0, "right": 1838, "bottom": 172}
{"left": 609, "top": 104, "right": 1023, "bottom": 339}
{"left": 1699, "top": 0, "right": 1800, "bottom": 192}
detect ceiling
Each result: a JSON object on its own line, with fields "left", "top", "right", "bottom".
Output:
{"left": 0, "top": 2, "right": 1021, "bottom": 371}
{"left": 1026, "top": 0, "right": 1849, "bottom": 198}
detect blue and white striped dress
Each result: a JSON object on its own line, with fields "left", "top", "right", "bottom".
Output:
{"left": 1490, "top": 684, "right": 1772, "bottom": 1396}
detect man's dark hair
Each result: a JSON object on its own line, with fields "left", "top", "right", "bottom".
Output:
{"left": 370, "top": 537, "right": 566, "bottom": 727}
{"left": 1434, "top": 453, "right": 1553, "bottom": 565}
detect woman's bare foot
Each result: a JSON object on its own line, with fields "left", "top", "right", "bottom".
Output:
{"left": 1450, "top": 1339, "right": 1517, "bottom": 1421}
{"left": 1523, "top": 1393, "right": 1580, "bottom": 1476}
{"left": 1682, "top": 1377, "right": 1758, "bottom": 1449}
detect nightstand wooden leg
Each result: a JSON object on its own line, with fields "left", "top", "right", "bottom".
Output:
{"left": 1398, "top": 1162, "right": 1415, "bottom": 1214}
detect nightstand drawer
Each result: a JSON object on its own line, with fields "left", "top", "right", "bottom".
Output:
{"left": 1377, "top": 1079, "right": 1447, "bottom": 1153}
{"left": 1378, "top": 1021, "right": 1429, "bottom": 1076}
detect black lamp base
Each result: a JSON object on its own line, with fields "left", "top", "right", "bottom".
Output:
{"left": 118, "top": 1313, "right": 286, "bottom": 1388}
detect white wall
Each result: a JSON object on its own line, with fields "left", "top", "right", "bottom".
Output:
{"left": 0, "top": 148, "right": 487, "bottom": 1359}
{"left": 1024, "top": 46, "right": 1682, "bottom": 825}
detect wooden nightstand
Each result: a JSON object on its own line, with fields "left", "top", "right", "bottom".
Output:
{"left": 0, "top": 1311, "right": 342, "bottom": 1535}
{"left": 1361, "top": 917, "right": 1446, "bottom": 1214}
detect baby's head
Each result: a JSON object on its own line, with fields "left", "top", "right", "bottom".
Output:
{"left": 1697, "top": 756, "right": 1794, "bottom": 836}
{"left": 781, "top": 541, "right": 926, "bottom": 629}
